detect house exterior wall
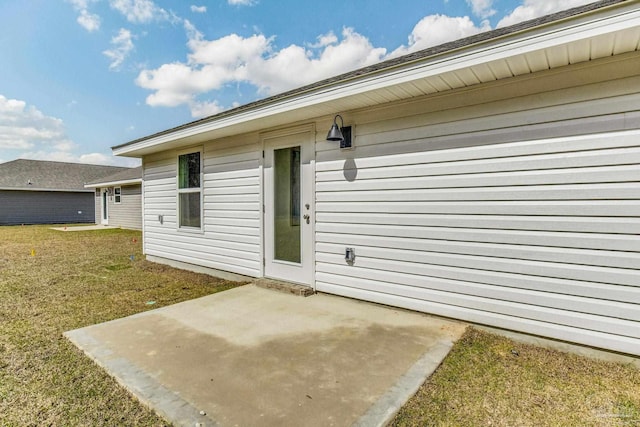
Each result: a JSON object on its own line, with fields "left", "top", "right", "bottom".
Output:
{"left": 105, "top": 184, "right": 142, "bottom": 230}
{"left": 0, "top": 190, "right": 95, "bottom": 225}
{"left": 140, "top": 53, "right": 640, "bottom": 355}
{"left": 313, "top": 54, "right": 640, "bottom": 356}
{"left": 143, "top": 134, "right": 262, "bottom": 277}
{"left": 94, "top": 189, "right": 101, "bottom": 224}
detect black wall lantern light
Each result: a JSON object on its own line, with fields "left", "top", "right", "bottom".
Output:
{"left": 326, "top": 114, "right": 352, "bottom": 149}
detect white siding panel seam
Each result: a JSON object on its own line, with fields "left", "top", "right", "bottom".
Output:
{"left": 315, "top": 233, "right": 640, "bottom": 269}
{"left": 146, "top": 244, "right": 259, "bottom": 269}
{"left": 315, "top": 165, "right": 640, "bottom": 190}
{"left": 315, "top": 213, "right": 640, "bottom": 234}
{"left": 315, "top": 201, "right": 640, "bottom": 216}
{"left": 145, "top": 239, "right": 259, "bottom": 262}
{"left": 314, "top": 269, "right": 640, "bottom": 321}
{"left": 315, "top": 247, "right": 639, "bottom": 287}
{"left": 314, "top": 283, "right": 640, "bottom": 356}
{"left": 316, "top": 130, "right": 640, "bottom": 171}
{"left": 315, "top": 184, "right": 640, "bottom": 202}
{"left": 146, "top": 235, "right": 257, "bottom": 254}
{"left": 316, "top": 151, "right": 640, "bottom": 179}
{"left": 147, "top": 249, "right": 259, "bottom": 278}
{"left": 314, "top": 262, "right": 640, "bottom": 304}
{"left": 314, "top": 274, "right": 639, "bottom": 338}
{"left": 315, "top": 224, "right": 640, "bottom": 252}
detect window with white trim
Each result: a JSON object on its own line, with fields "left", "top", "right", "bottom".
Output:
{"left": 114, "top": 187, "right": 122, "bottom": 204}
{"left": 178, "top": 150, "right": 202, "bottom": 229}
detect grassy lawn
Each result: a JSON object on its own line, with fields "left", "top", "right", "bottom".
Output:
{"left": 0, "top": 225, "right": 241, "bottom": 426}
{"left": 392, "top": 328, "right": 640, "bottom": 427}
{"left": 1, "top": 225, "right": 638, "bottom": 426}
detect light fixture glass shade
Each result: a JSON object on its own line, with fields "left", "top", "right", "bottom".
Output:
{"left": 326, "top": 123, "right": 344, "bottom": 141}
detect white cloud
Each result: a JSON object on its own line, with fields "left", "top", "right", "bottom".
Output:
{"left": 308, "top": 32, "right": 339, "bottom": 49}
{"left": 67, "top": 0, "right": 100, "bottom": 32}
{"left": 109, "top": 0, "right": 170, "bottom": 23}
{"left": 228, "top": 0, "right": 257, "bottom": 5}
{"left": 136, "top": 2, "right": 597, "bottom": 120}
{"left": 77, "top": 10, "right": 101, "bottom": 32}
{"left": 136, "top": 22, "right": 386, "bottom": 117}
{"left": 190, "top": 101, "right": 224, "bottom": 118}
{"left": 103, "top": 28, "right": 135, "bottom": 70}
{"left": 390, "top": 14, "right": 491, "bottom": 57}
{"left": 67, "top": 0, "right": 90, "bottom": 7}
{"left": 497, "top": 0, "right": 594, "bottom": 28}
{"left": 0, "top": 95, "right": 139, "bottom": 167}
{"left": 253, "top": 28, "right": 387, "bottom": 94}
{"left": 0, "top": 95, "right": 67, "bottom": 150}
{"left": 466, "top": 0, "right": 496, "bottom": 18}
{"left": 53, "top": 139, "right": 78, "bottom": 152}
{"left": 190, "top": 5, "right": 207, "bottom": 13}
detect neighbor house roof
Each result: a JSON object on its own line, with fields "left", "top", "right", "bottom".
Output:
{"left": 113, "top": 0, "right": 639, "bottom": 157}
{"left": 0, "top": 159, "right": 132, "bottom": 192}
{"left": 84, "top": 166, "right": 142, "bottom": 188}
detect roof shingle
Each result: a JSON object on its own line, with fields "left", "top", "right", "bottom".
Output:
{"left": 85, "top": 166, "right": 142, "bottom": 187}
{"left": 0, "top": 159, "right": 132, "bottom": 192}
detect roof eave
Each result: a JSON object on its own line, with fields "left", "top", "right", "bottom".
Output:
{"left": 84, "top": 178, "right": 143, "bottom": 188}
{"left": 113, "top": 0, "right": 639, "bottom": 158}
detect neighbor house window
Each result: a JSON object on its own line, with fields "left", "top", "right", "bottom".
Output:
{"left": 178, "top": 150, "right": 202, "bottom": 229}
{"left": 114, "top": 187, "right": 122, "bottom": 204}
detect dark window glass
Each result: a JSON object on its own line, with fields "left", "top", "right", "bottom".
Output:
{"left": 179, "top": 152, "right": 200, "bottom": 188}
{"left": 179, "top": 192, "right": 201, "bottom": 228}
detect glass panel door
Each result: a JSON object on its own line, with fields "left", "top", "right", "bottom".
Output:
{"left": 101, "top": 190, "right": 108, "bottom": 224}
{"left": 263, "top": 127, "right": 314, "bottom": 286}
{"left": 274, "top": 146, "right": 301, "bottom": 263}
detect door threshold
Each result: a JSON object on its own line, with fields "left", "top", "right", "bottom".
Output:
{"left": 253, "top": 278, "right": 315, "bottom": 297}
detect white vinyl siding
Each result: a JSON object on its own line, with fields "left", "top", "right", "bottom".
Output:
{"left": 94, "top": 190, "right": 101, "bottom": 224}
{"left": 314, "top": 58, "right": 640, "bottom": 356}
{"left": 105, "top": 185, "right": 142, "bottom": 230}
{"left": 143, "top": 135, "right": 262, "bottom": 277}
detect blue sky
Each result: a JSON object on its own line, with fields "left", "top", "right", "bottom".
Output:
{"left": 0, "top": 0, "right": 593, "bottom": 166}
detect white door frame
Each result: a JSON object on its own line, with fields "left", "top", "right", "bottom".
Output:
{"left": 101, "top": 189, "right": 109, "bottom": 225}
{"left": 262, "top": 125, "right": 315, "bottom": 286}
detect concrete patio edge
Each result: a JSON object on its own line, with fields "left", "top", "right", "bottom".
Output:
{"left": 64, "top": 327, "right": 215, "bottom": 426}
{"left": 354, "top": 340, "right": 455, "bottom": 427}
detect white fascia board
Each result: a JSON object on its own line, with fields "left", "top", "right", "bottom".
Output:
{"left": 84, "top": 178, "right": 142, "bottom": 189}
{"left": 316, "top": 5, "right": 640, "bottom": 101}
{"left": 113, "top": 3, "right": 640, "bottom": 157}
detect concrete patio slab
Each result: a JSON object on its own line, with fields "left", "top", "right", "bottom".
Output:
{"left": 65, "top": 284, "right": 466, "bottom": 427}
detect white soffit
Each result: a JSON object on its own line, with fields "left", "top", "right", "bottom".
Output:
{"left": 113, "top": 2, "right": 640, "bottom": 157}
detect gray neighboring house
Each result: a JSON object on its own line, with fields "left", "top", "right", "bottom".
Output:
{"left": 0, "top": 159, "right": 130, "bottom": 225}
{"left": 84, "top": 167, "right": 143, "bottom": 230}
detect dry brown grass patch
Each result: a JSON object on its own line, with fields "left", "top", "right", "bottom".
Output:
{"left": 392, "top": 327, "right": 640, "bottom": 427}
{"left": 0, "top": 225, "right": 242, "bottom": 426}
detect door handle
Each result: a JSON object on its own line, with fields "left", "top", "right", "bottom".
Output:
{"left": 303, "top": 214, "right": 310, "bottom": 224}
